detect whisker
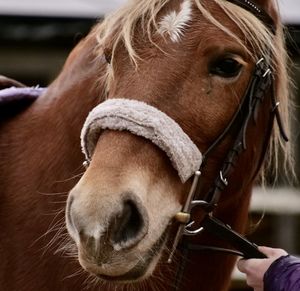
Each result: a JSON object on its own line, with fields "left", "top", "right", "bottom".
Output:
{"left": 63, "top": 267, "right": 85, "bottom": 280}
{"left": 37, "top": 190, "right": 69, "bottom": 197}
{"left": 53, "top": 171, "right": 85, "bottom": 184}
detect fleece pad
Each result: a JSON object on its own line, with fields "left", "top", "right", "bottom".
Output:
{"left": 81, "top": 98, "right": 202, "bottom": 183}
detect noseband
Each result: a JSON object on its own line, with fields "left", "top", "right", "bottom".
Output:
{"left": 80, "top": 0, "right": 288, "bottom": 286}
{"left": 81, "top": 98, "right": 202, "bottom": 182}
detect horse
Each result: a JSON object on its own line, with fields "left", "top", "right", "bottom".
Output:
{"left": 0, "top": 0, "right": 293, "bottom": 290}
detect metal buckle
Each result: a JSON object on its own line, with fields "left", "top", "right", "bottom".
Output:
{"left": 219, "top": 171, "right": 228, "bottom": 186}
{"left": 272, "top": 101, "right": 280, "bottom": 112}
{"left": 263, "top": 68, "right": 271, "bottom": 78}
{"left": 256, "top": 57, "right": 264, "bottom": 65}
{"left": 183, "top": 199, "right": 209, "bottom": 236}
{"left": 256, "top": 58, "right": 272, "bottom": 79}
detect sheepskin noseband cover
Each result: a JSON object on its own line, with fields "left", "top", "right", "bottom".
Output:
{"left": 81, "top": 98, "right": 202, "bottom": 183}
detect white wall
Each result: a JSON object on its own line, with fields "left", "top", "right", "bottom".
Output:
{"left": 0, "top": 0, "right": 299, "bottom": 24}
{"left": 278, "top": 0, "right": 300, "bottom": 24}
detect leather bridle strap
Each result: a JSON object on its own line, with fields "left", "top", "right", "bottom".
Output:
{"left": 171, "top": 64, "right": 278, "bottom": 289}
{"left": 226, "top": 0, "right": 276, "bottom": 33}
{"left": 181, "top": 79, "right": 281, "bottom": 260}
{"left": 190, "top": 215, "right": 267, "bottom": 258}
{"left": 168, "top": 57, "right": 274, "bottom": 264}
{"left": 201, "top": 58, "right": 273, "bottom": 210}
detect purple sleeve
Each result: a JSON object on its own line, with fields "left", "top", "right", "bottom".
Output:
{"left": 264, "top": 255, "right": 300, "bottom": 291}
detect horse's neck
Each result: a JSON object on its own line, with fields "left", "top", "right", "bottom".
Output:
{"left": 0, "top": 36, "right": 108, "bottom": 290}
{"left": 0, "top": 35, "right": 105, "bottom": 193}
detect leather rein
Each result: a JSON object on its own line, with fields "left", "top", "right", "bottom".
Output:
{"left": 167, "top": 0, "right": 289, "bottom": 278}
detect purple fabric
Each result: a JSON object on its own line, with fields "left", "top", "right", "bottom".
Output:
{"left": 264, "top": 255, "right": 300, "bottom": 291}
{"left": 0, "top": 86, "right": 46, "bottom": 105}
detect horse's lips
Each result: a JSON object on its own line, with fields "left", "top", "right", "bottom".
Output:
{"left": 96, "top": 259, "right": 149, "bottom": 282}
{"left": 92, "top": 228, "right": 169, "bottom": 283}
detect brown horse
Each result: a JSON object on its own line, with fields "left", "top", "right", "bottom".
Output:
{"left": 0, "top": 0, "right": 292, "bottom": 290}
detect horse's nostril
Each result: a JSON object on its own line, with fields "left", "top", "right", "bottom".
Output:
{"left": 110, "top": 199, "right": 146, "bottom": 248}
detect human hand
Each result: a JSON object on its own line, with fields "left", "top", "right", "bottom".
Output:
{"left": 237, "top": 246, "right": 288, "bottom": 291}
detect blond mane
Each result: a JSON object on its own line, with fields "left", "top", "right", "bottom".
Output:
{"left": 94, "top": 0, "right": 294, "bottom": 182}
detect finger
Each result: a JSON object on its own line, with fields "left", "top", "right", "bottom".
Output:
{"left": 237, "top": 259, "right": 248, "bottom": 273}
{"left": 258, "top": 246, "right": 288, "bottom": 258}
{"left": 237, "top": 258, "right": 266, "bottom": 274}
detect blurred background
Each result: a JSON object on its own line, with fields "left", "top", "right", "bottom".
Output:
{"left": 0, "top": 0, "right": 299, "bottom": 290}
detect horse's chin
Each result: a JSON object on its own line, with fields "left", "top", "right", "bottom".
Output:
{"left": 79, "top": 253, "right": 157, "bottom": 283}
{"left": 78, "top": 229, "right": 168, "bottom": 283}
{"left": 95, "top": 253, "right": 161, "bottom": 283}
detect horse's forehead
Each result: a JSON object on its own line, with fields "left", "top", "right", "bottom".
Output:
{"left": 157, "top": 0, "right": 233, "bottom": 43}
{"left": 158, "top": 0, "right": 193, "bottom": 43}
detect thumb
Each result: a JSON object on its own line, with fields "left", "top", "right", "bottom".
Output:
{"left": 258, "top": 246, "right": 288, "bottom": 258}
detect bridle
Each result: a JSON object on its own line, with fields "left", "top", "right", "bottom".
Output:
{"left": 167, "top": 0, "right": 289, "bottom": 276}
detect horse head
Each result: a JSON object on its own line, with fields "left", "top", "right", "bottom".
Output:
{"left": 65, "top": 0, "right": 290, "bottom": 287}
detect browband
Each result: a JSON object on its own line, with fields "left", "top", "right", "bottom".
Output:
{"left": 226, "top": 0, "right": 276, "bottom": 34}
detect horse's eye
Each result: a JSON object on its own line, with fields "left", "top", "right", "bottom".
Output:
{"left": 209, "top": 58, "right": 242, "bottom": 78}
{"left": 104, "top": 48, "right": 112, "bottom": 64}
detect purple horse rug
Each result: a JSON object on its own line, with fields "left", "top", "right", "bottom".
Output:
{"left": 0, "top": 86, "right": 45, "bottom": 105}
{"left": 0, "top": 86, "right": 46, "bottom": 120}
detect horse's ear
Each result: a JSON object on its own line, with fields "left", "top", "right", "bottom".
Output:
{"left": 0, "top": 75, "right": 26, "bottom": 90}
{"left": 253, "top": 0, "right": 279, "bottom": 24}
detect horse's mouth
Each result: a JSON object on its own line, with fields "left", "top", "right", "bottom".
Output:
{"left": 92, "top": 228, "right": 168, "bottom": 283}
{"left": 96, "top": 256, "right": 151, "bottom": 282}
